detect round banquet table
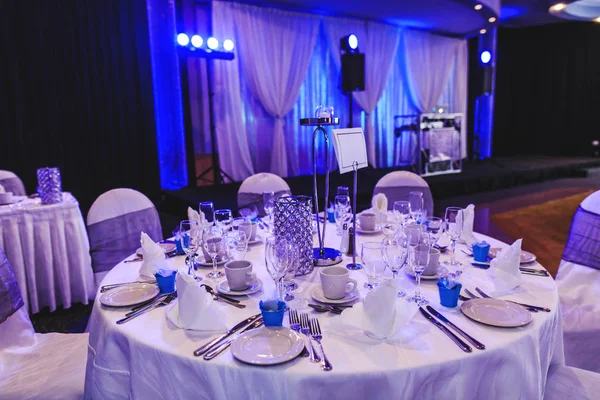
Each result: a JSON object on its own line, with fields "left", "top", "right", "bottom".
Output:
{"left": 0, "top": 192, "right": 95, "bottom": 313}
{"left": 85, "top": 223, "right": 564, "bottom": 400}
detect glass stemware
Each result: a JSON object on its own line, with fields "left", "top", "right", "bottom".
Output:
{"left": 239, "top": 204, "right": 258, "bottom": 222}
{"left": 199, "top": 202, "right": 215, "bottom": 225}
{"left": 444, "top": 207, "right": 464, "bottom": 268}
{"left": 409, "top": 191, "right": 425, "bottom": 224}
{"left": 382, "top": 234, "right": 408, "bottom": 297}
{"left": 202, "top": 226, "right": 224, "bottom": 279}
{"left": 282, "top": 243, "right": 306, "bottom": 308}
{"left": 180, "top": 220, "right": 202, "bottom": 281}
{"left": 424, "top": 217, "right": 443, "bottom": 247}
{"left": 404, "top": 222, "right": 422, "bottom": 270}
{"left": 334, "top": 195, "right": 351, "bottom": 235}
{"left": 215, "top": 209, "right": 233, "bottom": 233}
{"left": 263, "top": 191, "right": 275, "bottom": 224}
{"left": 265, "top": 236, "right": 289, "bottom": 301}
{"left": 393, "top": 200, "right": 411, "bottom": 227}
{"left": 407, "top": 243, "right": 430, "bottom": 305}
{"left": 225, "top": 230, "right": 247, "bottom": 261}
{"left": 361, "top": 242, "right": 387, "bottom": 290}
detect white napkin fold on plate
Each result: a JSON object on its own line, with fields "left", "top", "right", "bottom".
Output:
{"left": 487, "top": 238, "right": 523, "bottom": 293}
{"left": 459, "top": 204, "right": 477, "bottom": 245}
{"left": 331, "top": 280, "right": 418, "bottom": 340}
{"left": 139, "top": 232, "right": 169, "bottom": 278}
{"left": 166, "top": 271, "right": 227, "bottom": 331}
{"left": 370, "top": 193, "right": 389, "bottom": 225}
{"left": 188, "top": 207, "right": 207, "bottom": 228}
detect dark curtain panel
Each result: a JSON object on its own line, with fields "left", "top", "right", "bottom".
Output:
{"left": 494, "top": 22, "right": 600, "bottom": 157}
{"left": 0, "top": 0, "right": 160, "bottom": 216}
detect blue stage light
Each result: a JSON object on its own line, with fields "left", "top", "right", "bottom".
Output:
{"left": 191, "top": 35, "right": 203, "bottom": 48}
{"left": 177, "top": 33, "right": 189, "bottom": 46}
{"left": 348, "top": 34, "right": 358, "bottom": 50}
{"left": 207, "top": 37, "right": 219, "bottom": 50}
{"left": 223, "top": 39, "right": 234, "bottom": 51}
{"left": 480, "top": 50, "right": 491, "bottom": 64}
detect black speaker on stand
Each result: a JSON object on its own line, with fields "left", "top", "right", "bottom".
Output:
{"left": 340, "top": 35, "right": 365, "bottom": 128}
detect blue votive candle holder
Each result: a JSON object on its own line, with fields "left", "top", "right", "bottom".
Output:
{"left": 259, "top": 300, "right": 286, "bottom": 327}
{"left": 472, "top": 241, "right": 491, "bottom": 262}
{"left": 437, "top": 279, "right": 462, "bottom": 308}
{"left": 154, "top": 269, "right": 177, "bottom": 293}
{"left": 327, "top": 209, "right": 335, "bottom": 223}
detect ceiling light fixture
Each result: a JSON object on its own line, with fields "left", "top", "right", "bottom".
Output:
{"left": 474, "top": 4, "right": 483, "bottom": 11}
{"left": 550, "top": 3, "right": 567, "bottom": 12}
{"left": 595, "top": 17, "right": 600, "bottom": 23}
{"left": 480, "top": 28, "right": 487, "bottom": 34}
{"left": 489, "top": 17, "right": 496, "bottom": 23}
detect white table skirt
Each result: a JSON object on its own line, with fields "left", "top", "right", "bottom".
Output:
{"left": 86, "top": 225, "right": 564, "bottom": 400}
{"left": 0, "top": 193, "right": 95, "bottom": 313}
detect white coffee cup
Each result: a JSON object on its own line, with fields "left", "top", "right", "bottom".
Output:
{"left": 224, "top": 260, "right": 256, "bottom": 291}
{"left": 359, "top": 212, "right": 377, "bottom": 231}
{"left": 239, "top": 221, "right": 257, "bottom": 241}
{"left": 424, "top": 248, "right": 440, "bottom": 276}
{"left": 319, "top": 266, "right": 358, "bottom": 300}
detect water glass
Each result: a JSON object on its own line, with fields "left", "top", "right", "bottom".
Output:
{"left": 424, "top": 217, "right": 443, "bottom": 247}
{"left": 381, "top": 235, "right": 408, "bottom": 297}
{"left": 263, "top": 191, "right": 275, "bottom": 222}
{"left": 265, "top": 236, "right": 289, "bottom": 301}
{"left": 199, "top": 202, "right": 215, "bottom": 225}
{"left": 393, "top": 201, "right": 411, "bottom": 226}
{"left": 409, "top": 192, "right": 425, "bottom": 223}
{"left": 225, "top": 230, "right": 247, "bottom": 261}
{"left": 202, "top": 226, "right": 224, "bottom": 279}
{"left": 361, "top": 242, "right": 387, "bottom": 289}
{"left": 180, "top": 220, "right": 202, "bottom": 281}
{"left": 407, "top": 243, "right": 430, "bottom": 305}
{"left": 444, "top": 207, "right": 464, "bottom": 268}
{"left": 215, "top": 209, "right": 233, "bottom": 233}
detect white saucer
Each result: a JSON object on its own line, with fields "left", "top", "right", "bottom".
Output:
{"left": 99, "top": 283, "right": 159, "bottom": 307}
{"left": 231, "top": 326, "right": 304, "bottom": 366}
{"left": 310, "top": 285, "right": 359, "bottom": 304}
{"left": 136, "top": 243, "right": 177, "bottom": 257}
{"left": 247, "top": 236, "right": 263, "bottom": 245}
{"left": 195, "top": 257, "right": 228, "bottom": 267}
{"left": 355, "top": 225, "right": 382, "bottom": 235}
{"left": 217, "top": 279, "right": 263, "bottom": 296}
{"left": 404, "top": 266, "right": 445, "bottom": 280}
{"left": 461, "top": 298, "right": 533, "bottom": 328}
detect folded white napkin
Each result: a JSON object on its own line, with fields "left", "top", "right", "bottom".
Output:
{"left": 372, "top": 193, "right": 388, "bottom": 212}
{"left": 188, "top": 207, "right": 207, "bottom": 228}
{"left": 139, "top": 232, "right": 169, "bottom": 278}
{"left": 331, "top": 280, "right": 418, "bottom": 340}
{"left": 459, "top": 204, "right": 477, "bottom": 246}
{"left": 166, "top": 271, "right": 227, "bottom": 331}
{"left": 487, "top": 238, "right": 523, "bottom": 293}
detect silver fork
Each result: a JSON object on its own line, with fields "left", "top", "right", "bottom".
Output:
{"left": 289, "top": 309, "right": 309, "bottom": 357}
{"left": 309, "top": 318, "right": 332, "bottom": 371}
{"left": 475, "top": 287, "right": 550, "bottom": 312}
{"left": 300, "top": 313, "right": 321, "bottom": 363}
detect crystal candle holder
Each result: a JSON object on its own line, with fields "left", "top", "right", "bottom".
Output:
{"left": 36, "top": 167, "right": 63, "bottom": 204}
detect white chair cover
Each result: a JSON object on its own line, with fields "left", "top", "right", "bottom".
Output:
{"left": 372, "top": 171, "right": 434, "bottom": 216}
{"left": 0, "top": 251, "right": 88, "bottom": 400}
{"left": 87, "top": 188, "right": 162, "bottom": 286}
{"left": 556, "top": 190, "right": 600, "bottom": 372}
{"left": 0, "top": 170, "right": 26, "bottom": 196}
{"left": 237, "top": 173, "right": 291, "bottom": 216}
{"left": 544, "top": 364, "right": 600, "bottom": 400}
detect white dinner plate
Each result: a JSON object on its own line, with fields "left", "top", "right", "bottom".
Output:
{"left": 99, "top": 284, "right": 159, "bottom": 307}
{"left": 231, "top": 326, "right": 304, "bottom": 366}
{"left": 404, "top": 266, "right": 447, "bottom": 280}
{"left": 310, "top": 285, "right": 359, "bottom": 304}
{"left": 460, "top": 298, "right": 533, "bottom": 328}
{"left": 488, "top": 248, "right": 537, "bottom": 264}
{"left": 136, "top": 243, "right": 177, "bottom": 257}
{"left": 217, "top": 279, "right": 263, "bottom": 296}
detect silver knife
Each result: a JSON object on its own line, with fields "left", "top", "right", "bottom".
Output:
{"left": 116, "top": 292, "right": 177, "bottom": 324}
{"left": 193, "top": 313, "right": 262, "bottom": 356}
{"left": 125, "top": 293, "right": 169, "bottom": 317}
{"left": 419, "top": 307, "right": 472, "bottom": 353}
{"left": 204, "top": 319, "right": 264, "bottom": 360}
{"left": 426, "top": 306, "right": 485, "bottom": 350}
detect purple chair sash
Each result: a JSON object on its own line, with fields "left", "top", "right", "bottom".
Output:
{"left": 373, "top": 185, "right": 434, "bottom": 217}
{"left": 562, "top": 206, "right": 600, "bottom": 270}
{"left": 0, "top": 177, "right": 26, "bottom": 196}
{"left": 0, "top": 248, "right": 24, "bottom": 324}
{"left": 237, "top": 190, "right": 291, "bottom": 216}
{"left": 88, "top": 207, "right": 163, "bottom": 273}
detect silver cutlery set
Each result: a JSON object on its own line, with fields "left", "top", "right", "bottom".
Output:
{"left": 290, "top": 308, "right": 332, "bottom": 371}
{"left": 461, "top": 249, "right": 549, "bottom": 276}
{"left": 193, "top": 314, "right": 264, "bottom": 360}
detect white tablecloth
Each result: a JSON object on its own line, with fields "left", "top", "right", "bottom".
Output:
{"left": 86, "top": 225, "right": 564, "bottom": 400}
{"left": 0, "top": 193, "right": 95, "bottom": 313}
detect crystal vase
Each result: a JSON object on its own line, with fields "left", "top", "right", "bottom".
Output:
{"left": 273, "top": 195, "right": 313, "bottom": 276}
{"left": 37, "top": 167, "right": 63, "bottom": 204}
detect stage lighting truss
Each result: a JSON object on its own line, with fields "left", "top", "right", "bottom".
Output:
{"left": 176, "top": 33, "right": 235, "bottom": 60}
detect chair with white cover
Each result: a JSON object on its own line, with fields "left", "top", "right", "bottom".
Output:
{"left": 556, "top": 190, "right": 600, "bottom": 373}
{"left": 0, "top": 170, "right": 26, "bottom": 196}
{"left": 0, "top": 248, "right": 88, "bottom": 400}
{"left": 237, "top": 173, "right": 291, "bottom": 216}
{"left": 544, "top": 364, "right": 600, "bottom": 400}
{"left": 87, "top": 188, "right": 162, "bottom": 287}
{"left": 372, "top": 171, "right": 434, "bottom": 217}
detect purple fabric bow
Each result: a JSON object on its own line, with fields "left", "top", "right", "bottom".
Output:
{"left": 0, "top": 248, "right": 24, "bottom": 324}
{"left": 562, "top": 206, "right": 600, "bottom": 270}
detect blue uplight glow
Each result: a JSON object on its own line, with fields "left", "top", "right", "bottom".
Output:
{"left": 177, "top": 33, "right": 189, "bottom": 46}
{"left": 348, "top": 34, "right": 358, "bottom": 50}
{"left": 480, "top": 51, "right": 491, "bottom": 64}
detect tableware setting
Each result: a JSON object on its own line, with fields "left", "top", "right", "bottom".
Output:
{"left": 217, "top": 279, "right": 263, "bottom": 296}
{"left": 230, "top": 325, "right": 304, "bottom": 366}
{"left": 488, "top": 247, "right": 537, "bottom": 264}
{"left": 100, "top": 283, "right": 160, "bottom": 307}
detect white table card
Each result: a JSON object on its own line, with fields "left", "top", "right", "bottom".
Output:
{"left": 332, "top": 128, "right": 368, "bottom": 174}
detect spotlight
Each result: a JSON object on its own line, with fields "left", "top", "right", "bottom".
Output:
{"left": 550, "top": 3, "right": 566, "bottom": 12}
{"left": 348, "top": 34, "right": 358, "bottom": 50}
{"left": 595, "top": 17, "right": 600, "bottom": 23}
{"left": 207, "top": 37, "right": 219, "bottom": 50}
{"left": 489, "top": 17, "right": 496, "bottom": 23}
{"left": 480, "top": 51, "right": 491, "bottom": 64}
{"left": 340, "top": 34, "right": 359, "bottom": 52}
{"left": 223, "top": 39, "right": 234, "bottom": 51}
{"left": 191, "top": 35, "right": 203, "bottom": 48}
{"left": 474, "top": 4, "right": 483, "bottom": 11}
{"left": 480, "top": 28, "right": 487, "bottom": 34}
{"left": 177, "top": 33, "right": 190, "bottom": 46}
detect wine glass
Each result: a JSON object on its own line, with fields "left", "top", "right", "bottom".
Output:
{"left": 239, "top": 204, "right": 258, "bottom": 222}
{"left": 424, "top": 217, "right": 443, "bottom": 247}
{"left": 263, "top": 191, "right": 275, "bottom": 224}
{"left": 382, "top": 234, "right": 408, "bottom": 297}
{"left": 225, "top": 230, "right": 247, "bottom": 261}
{"left": 444, "top": 207, "right": 464, "bottom": 268}
{"left": 215, "top": 209, "right": 233, "bottom": 233}
{"left": 409, "top": 192, "right": 425, "bottom": 223}
{"left": 393, "top": 201, "right": 411, "bottom": 226}
{"left": 282, "top": 243, "right": 306, "bottom": 308}
{"left": 361, "top": 242, "right": 387, "bottom": 290}
{"left": 334, "top": 195, "right": 351, "bottom": 235}
{"left": 407, "top": 243, "right": 430, "bottom": 305}
{"left": 180, "top": 220, "right": 202, "bottom": 281}
{"left": 265, "top": 236, "right": 289, "bottom": 301}
{"left": 202, "top": 226, "right": 224, "bottom": 279}
{"left": 199, "top": 202, "right": 215, "bottom": 225}
{"left": 337, "top": 186, "right": 349, "bottom": 197}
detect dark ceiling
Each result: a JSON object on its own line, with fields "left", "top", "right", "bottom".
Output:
{"left": 500, "top": 0, "right": 565, "bottom": 27}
